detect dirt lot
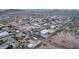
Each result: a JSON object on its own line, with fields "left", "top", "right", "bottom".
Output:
{"left": 49, "top": 31, "right": 79, "bottom": 49}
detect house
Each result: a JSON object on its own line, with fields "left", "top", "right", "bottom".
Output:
{"left": 43, "top": 24, "right": 50, "bottom": 29}
{"left": 0, "top": 31, "right": 9, "bottom": 38}
{"left": 40, "top": 29, "right": 49, "bottom": 35}
{"left": 26, "top": 39, "right": 41, "bottom": 49}
{"left": 50, "top": 25, "right": 56, "bottom": 29}
{"left": 0, "top": 44, "right": 9, "bottom": 49}
{"left": 40, "top": 29, "right": 56, "bottom": 38}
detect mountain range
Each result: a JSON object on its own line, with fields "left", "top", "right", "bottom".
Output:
{"left": 0, "top": 9, "right": 79, "bottom": 15}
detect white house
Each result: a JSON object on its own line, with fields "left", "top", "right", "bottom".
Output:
{"left": 0, "top": 31, "right": 9, "bottom": 38}
{"left": 40, "top": 29, "right": 56, "bottom": 38}
{"left": 50, "top": 25, "right": 56, "bottom": 29}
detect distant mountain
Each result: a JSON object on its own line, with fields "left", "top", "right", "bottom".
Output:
{"left": 4, "top": 9, "right": 25, "bottom": 12}
{"left": 0, "top": 9, "right": 79, "bottom": 15}
{"left": 0, "top": 9, "right": 26, "bottom": 15}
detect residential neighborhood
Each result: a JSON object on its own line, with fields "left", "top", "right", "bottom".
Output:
{"left": 0, "top": 9, "right": 79, "bottom": 49}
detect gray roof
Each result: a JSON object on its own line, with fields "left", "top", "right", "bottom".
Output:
{"left": 0, "top": 31, "right": 9, "bottom": 38}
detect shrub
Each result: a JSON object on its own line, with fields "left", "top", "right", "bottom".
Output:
{"left": 6, "top": 45, "right": 13, "bottom": 49}
{"left": 0, "top": 40, "right": 8, "bottom": 45}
